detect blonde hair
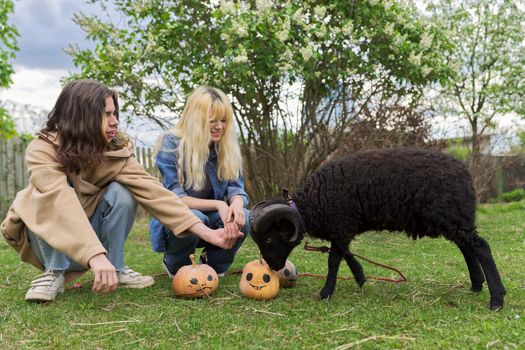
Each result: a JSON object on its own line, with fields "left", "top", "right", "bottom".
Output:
{"left": 156, "top": 86, "right": 243, "bottom": 190}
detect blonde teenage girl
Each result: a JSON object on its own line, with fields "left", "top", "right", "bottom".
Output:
{"left": 150, "top": 86, "right": 249, "bottom": 277}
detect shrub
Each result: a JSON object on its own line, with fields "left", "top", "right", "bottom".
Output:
{"left": 501, "top": 188, "right": 525, "bottom": 202}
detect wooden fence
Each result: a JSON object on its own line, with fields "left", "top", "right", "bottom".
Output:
{"left": 0, "top": 137, "right": 158, "bottom": 218}
{"left": 0, "top": 137, "right": 29, "bottom": 218}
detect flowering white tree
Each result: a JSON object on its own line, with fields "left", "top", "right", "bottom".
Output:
{"left": 69, "top": 0, "right": 451, "bottom": 200}
{"left": 427, "top": 0, "right": 525, "bottom": 169}
{"left": 0, "top": 0, "right": 19, "bottom": 138}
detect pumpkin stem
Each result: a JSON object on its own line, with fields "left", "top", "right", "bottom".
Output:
{"left": 189, "top": 254, "right": 197, "bottom": 266}
{"left": 259, "top": 252, "right": 262, "bottom": 264}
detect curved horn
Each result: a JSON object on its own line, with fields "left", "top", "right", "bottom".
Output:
{"left": 253, "top": 203, "right": 303, "bottom": 243}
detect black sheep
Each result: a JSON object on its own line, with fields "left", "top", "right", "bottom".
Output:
{"left": 250, "top": 148, "right": 506, "bottom": 310}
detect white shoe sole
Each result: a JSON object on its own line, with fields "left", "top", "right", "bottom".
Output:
{"left": 162, "top": 260, "right": 174, "bottom": 279}
{"left": 25, "top": 288, "right": 64, "bottom": 302}
{"left": 119, "top": 277, "right": 155, "bottom": 289}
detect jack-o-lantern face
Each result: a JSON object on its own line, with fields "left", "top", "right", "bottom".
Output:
{"left": 172, "top": 254, "right": 219, "bottom": 298}
{"left": 276, "top": 260, "right": 298, "bottom": 288}
{"left": 239, "top": 259, "right": 279, "bottom": 300}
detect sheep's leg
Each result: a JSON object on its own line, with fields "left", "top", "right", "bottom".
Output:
{"left": 467, "top": 235, "right": 506, "bottom": 310}
{"left": 457, "top": 243, "right": 485, "bottom": 292}
{"left": 343, "top": 252, "right": 366, "bottom": 287}
{"left": 334, "top": 239, "right": 366, "bottom": 287}
{"left": 319, "top": 243, "right": 343, "bottom": 299}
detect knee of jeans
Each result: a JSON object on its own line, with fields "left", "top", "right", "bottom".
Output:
{"left": 190, "top": 209, "right": 210, "bottom": 226}
{"left": 242, "top": 209, "right": 251, "bottom": 236}
{"left": 106, "top": 182, "right": 137, "bottom": 213}
{"left": 165, "top": 231, "right": 198, "bottom": 254}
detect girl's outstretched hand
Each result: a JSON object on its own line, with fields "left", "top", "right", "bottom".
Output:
{"left": 227, "top": 196, "right": 245, "bottom": 228}
{"left": 189, "top": 222, "right": 243, "bottom": 249}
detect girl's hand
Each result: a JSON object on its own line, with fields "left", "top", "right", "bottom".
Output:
{"left": 88, "top": 253, "right": 118, "bottom": 294}
{"left": 227, "top": 196, "right": 245, "bottom": 228}
{"left": 189, "top": 222, "right": 243, "bottom": 249}
{"left": 216, "top": 200, "right": 230, "bottom": 225}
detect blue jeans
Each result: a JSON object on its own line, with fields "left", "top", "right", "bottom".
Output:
{"left": 28, "top": 182, "right": 137, "bottom": 272}
{"left": 163, "top": 208, "right": 250, "bottom": 275}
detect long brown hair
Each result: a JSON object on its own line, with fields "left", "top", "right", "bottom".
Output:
{"left": 42, "top": 79, "right": 124, "bottom": 173}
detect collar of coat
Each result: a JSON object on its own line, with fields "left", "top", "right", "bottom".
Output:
{"left": 36, "top": 131, "right": 134, "bottom": 158}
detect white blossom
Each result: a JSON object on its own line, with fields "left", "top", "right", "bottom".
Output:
{"left": 233, "top": 54, "right": 248, "bottom": 64}
{"left": 220, "top": 33, "right": 230, "bottom": 41}
{"left": 314, "top": 5, "right": 327, "bottom": 19}
{"left": 420, "top": 32, "right": 433, "bottom": 50}
{"left": 342, "top": 21, "right": 354, "bottom": 36}
{"left": 256, "top": 0, "right": 273, "bottom": 13}
{"left": 233, "top": 46, "right": 249, "bottom": 64}
{"left": 421, "top": 65, "right": 432, "bottom": 76}
{"left": 384, "top": 22, "right": 395, "bottom": 36}
{"left": 108, "top": 47, "right": 124, "bottom": 60}
{"left": 331, "top": 26, "right": 341, "bottom": 35}
{"left": 393, "top": 33, "right": 405, "bottom": 47}
{"left": 315, "top": 24, "right": 327, "bottom": 39}
{"left": 300, "top": 46, "right": 312, "bottom": 61}
{"left": 211, "top": 56, "right": 223, "bottom": 70}
{"left": 408, "top": 51, "right": 422, "bottom": 65}
{"left": 219, "top": 0, "right": 235, "bottom": 15}
{"left": 276, "top": 30, "right": 289, "bottom": 41}
{"left": 282, "top": 48, "right": 293, "bottom": 61}
{"left": 292, "top": 8, "right": 304, "bottom": 24}
{"left": 282, "top": 18, "right": 291, "bottom": 32}
{"left": 232, "top": 22, "right": 248, "bottom": 38}
{"left": 278, "top": 62, "right": 292, "bottom": 72}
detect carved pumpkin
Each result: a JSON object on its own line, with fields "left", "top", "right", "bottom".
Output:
{"left": 276, "top": 259, "right": 298, "bottom": 288}
{"left": 172, "top": 254, "right": 219, "bottom": 298}
{"left": 239, "top": 258, "right": 279, "bottom": 300}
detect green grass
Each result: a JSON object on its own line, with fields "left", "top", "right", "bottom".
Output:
{"left": 1, "top": 201, "right": 524, "bottom": 349}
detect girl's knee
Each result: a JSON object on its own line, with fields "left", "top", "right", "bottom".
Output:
{"left": 105, "top": 182, "right": 137, "bottom": 213}
{"left": 242, "top": 209, "right": 251, "bottom": 236}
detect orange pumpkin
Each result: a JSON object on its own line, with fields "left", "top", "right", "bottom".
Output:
{"left": 276, "top": 260, "right": 298, "bottom": 288}
{"left": 239, "top": 258, "right": 279, "bottom": 300}
{"left": 172, "top": 254, "right": 219, "bottom": 298}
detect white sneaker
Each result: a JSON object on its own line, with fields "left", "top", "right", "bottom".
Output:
{"left": 117, "top": 266, "right": 155, "bottom": 289}
{"left": 162, "top": 259, "right": 174, "bottom": 279}
{"left": 25, "top": 270, "right": 65, "bottom": 302}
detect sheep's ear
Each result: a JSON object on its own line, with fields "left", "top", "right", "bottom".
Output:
{"left": 277, "top": 217, "right": 303, "bottom": 244}
{"left": 252, "top": 203, "right": 303, "bottom": 244}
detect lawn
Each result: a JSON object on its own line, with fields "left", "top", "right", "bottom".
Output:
{"left": 1, "top": 201, "right": 524, "bottom": 349}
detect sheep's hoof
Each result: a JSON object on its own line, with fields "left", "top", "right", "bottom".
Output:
{"left": 356, "top": 277, "right": 366, "bottom": 288}
{"left": 471, "top": 284, "right": 483, "bottom": 293}
{"left": 489, "top": 296, "right": 504, "bottom": 311}
{"left": 319, "top": 288, "right": 334, "bottom": 300}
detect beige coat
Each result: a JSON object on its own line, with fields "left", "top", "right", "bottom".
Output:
{"left": 1, "top": 132, "right": 200, "bottom": 270}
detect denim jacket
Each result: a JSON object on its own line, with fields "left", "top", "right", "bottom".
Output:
{"left": 149, "top": 132, "right": 249, "bottom": 252}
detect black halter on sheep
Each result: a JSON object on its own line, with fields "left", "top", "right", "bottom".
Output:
{"left": 250, "top": 148, "right": 506, "bottom": 310}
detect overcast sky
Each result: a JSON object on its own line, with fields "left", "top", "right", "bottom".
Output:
{"left": 1, "top": 0, "right": 100, "bottom": 108}
{"left": 0, "top": 0, "right": 160, "bottom": 145}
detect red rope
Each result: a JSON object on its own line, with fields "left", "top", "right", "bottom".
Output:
{"left": 230, "top": 243, "right": 406, "bottom": 283}
{"left": 302, "top": 242, "right": 407, "bottom": 283}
